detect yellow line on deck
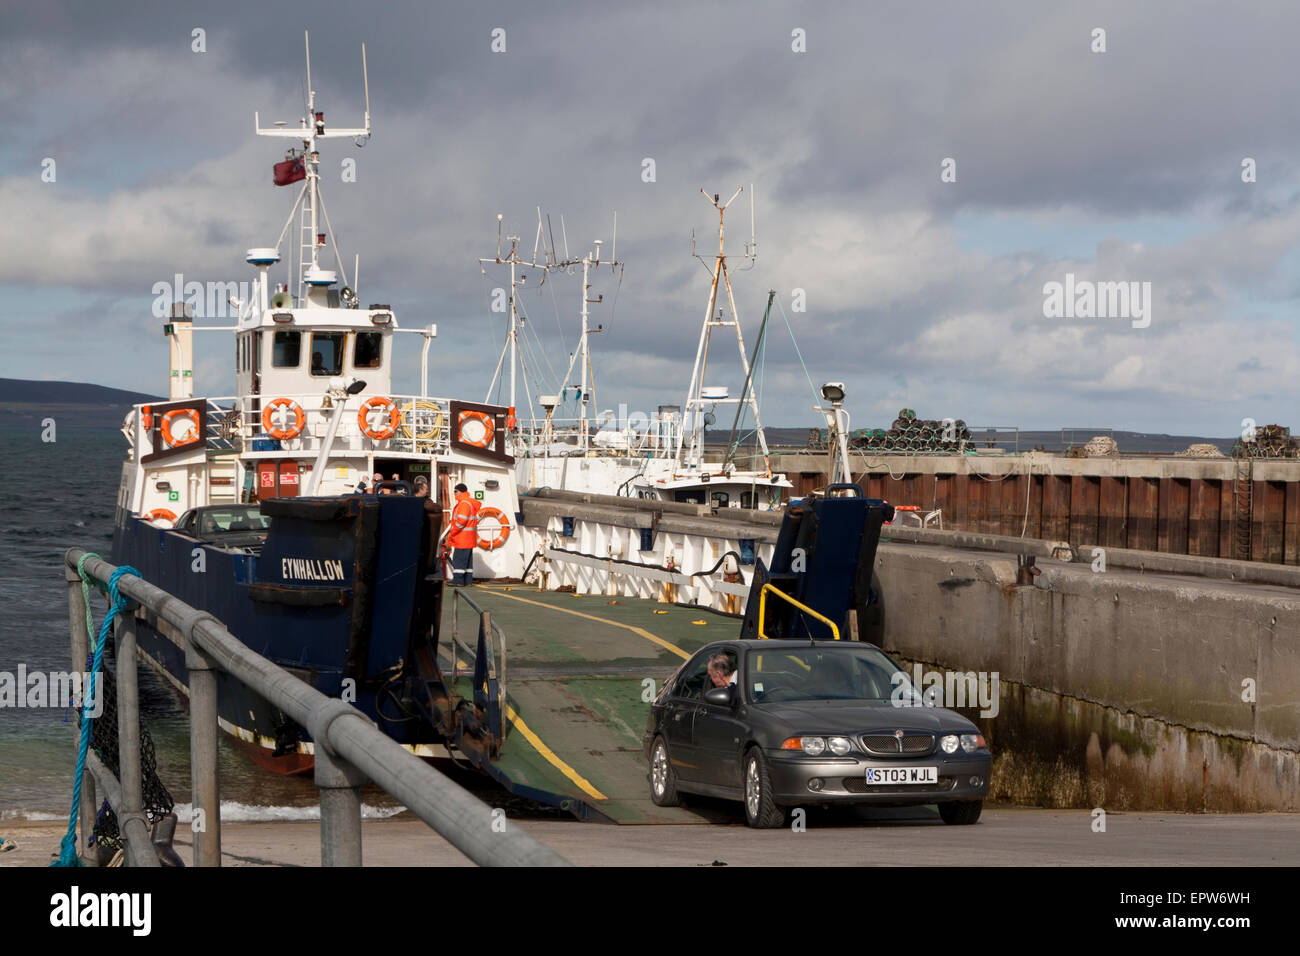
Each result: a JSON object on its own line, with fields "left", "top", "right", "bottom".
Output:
{"left": 484, "top": 589, "right": 691, "bottom": 660}
{"left": 505, "top": 703, "right": 607, "bottom": 801}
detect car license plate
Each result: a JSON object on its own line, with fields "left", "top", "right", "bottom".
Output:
{"left": 866, "top": 766, "right": 938, "bottom": 785}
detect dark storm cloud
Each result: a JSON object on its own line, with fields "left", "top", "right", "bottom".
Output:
{"left": 5, "top": 1, "right": 1300, "bottom": 430}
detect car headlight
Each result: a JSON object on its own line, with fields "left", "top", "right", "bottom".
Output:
{"left": 960, "top": 734, "right": 987, "bottom": 753}
{"left": 827, "top": 736, "right": 852, "bottom": 756}
{"left": 801, "top": 737, "right": 826, "bottom": 756}
{"left": 940, "top": 734, "right": 960, "bottom": 754}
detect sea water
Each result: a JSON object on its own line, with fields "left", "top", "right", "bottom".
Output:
{"left": 0, "top": 425, "right": 402, "bottom": 823}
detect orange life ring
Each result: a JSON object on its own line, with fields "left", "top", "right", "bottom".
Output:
{"left": 457, "top": 410, "right": 495, "bottom": 448}
{"left": 358, "top": 396, "right": 400, "bottom": 441}
{"left": 160, "top": 408, "right": 201, "bottom": 447}
{"left": 262, "top": 398, "right": 306, "bottom": 440}
{"left": 476, "top": 506, "right": 511, "bottom": 550}
{"left": 143, "top": 508, "right": 177, "bottom": 527}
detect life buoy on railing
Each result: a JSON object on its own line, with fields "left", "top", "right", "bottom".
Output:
{"left": 160, "top": 407, "right": 202, "bottom": 447}
{"left": 476, "top": 506, "right": 511, "bottom": 550}
{"left": 262, "top": 398, "right": 306, "bottom": 440}
{"left": 457, "top": 410, "right": 495, "bottom": 448}
{"left": 400, "top": 400, "right": 446, "bottom": 441}
{"left": 358, "top": 396, "right": 400, "bottom": 441}
{"left": 142, "top": 508, "right": 177, "bottom": 527}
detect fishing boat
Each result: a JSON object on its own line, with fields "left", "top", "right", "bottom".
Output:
{"left": 504, "top": 188, "right": 791, "bottom": 508}
{"left": 109, "top": 35, "right": 525, "bottom": 772}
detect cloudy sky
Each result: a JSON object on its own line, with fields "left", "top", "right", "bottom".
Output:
{"left": 3, "top": 0, "right": 1298, "bottom": 435}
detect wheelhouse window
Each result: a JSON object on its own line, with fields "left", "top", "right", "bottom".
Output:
{"left": 710, "top": 491, "right": 729, "bottom": 509}
{"left": 740, "top": 491, "right": 755, "bottom": 509}
{"left": 354, "top": 331, "right": 383, "bottom": 369}
{"left": 272, "top": 330, "right": 301, "bottom": 368}
{"left": 310, "top": 331, "right": 345, "bottom": 376}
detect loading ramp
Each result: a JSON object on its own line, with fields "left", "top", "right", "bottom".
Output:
{"left": 436, "top": 586, "right": 727, "bottom": 823}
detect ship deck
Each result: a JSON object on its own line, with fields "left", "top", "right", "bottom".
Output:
{"left": 437, "top": 585, "right": 731, "bottom": 823}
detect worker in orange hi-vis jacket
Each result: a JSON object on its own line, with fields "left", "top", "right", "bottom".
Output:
{"left": 447, "top": 482, "right": 481, "bottom": 586}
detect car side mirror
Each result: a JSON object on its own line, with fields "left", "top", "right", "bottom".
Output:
{"left": 704, "top": 686, "right": 735, "bottom": 707}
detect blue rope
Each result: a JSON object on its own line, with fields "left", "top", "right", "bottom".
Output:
{"left": 51, "top": 558, "right": 141, "bottom": 867}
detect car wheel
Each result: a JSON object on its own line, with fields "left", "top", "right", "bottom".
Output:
{"left": 939, "top": 799, "right": 982, "bottom": 825}
{"left": 743, "top": 748, "right": 785, "bottom": 828}
{"left": 649, "top": 736, "right": 679, "bottom": 807}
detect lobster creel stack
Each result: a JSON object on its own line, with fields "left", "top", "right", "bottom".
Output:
{"left": 805, "top": 409, "right": 973, "bottom": 453}
{"left": 855, "top": 409, "right": 972, "bottom": 453}
{"left": 1234, "top": 424, "right": 1300, "bottom": 459}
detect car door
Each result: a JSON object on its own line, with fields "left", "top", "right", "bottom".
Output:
{"left": 664, "top": 653, "right": 711, "bottom": 784}
{"left": 692, "top": 646, "right": 746, "bottom": 791}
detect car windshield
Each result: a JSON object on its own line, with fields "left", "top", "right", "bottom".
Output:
{"left": 747, "top": 646, "right": 914, "bottom": 703}
{"left": 198, "top": 508, "right": 271, "bottom": 535}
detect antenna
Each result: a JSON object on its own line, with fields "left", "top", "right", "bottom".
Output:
{"left": 611, "top": 211, "right": 617, "bottom": 267}
{"left": 560, "top": 215, "right": 570, "bottom": 261}
{"left": 748, "top": 182, "right": 756, "bottom": 259}
{"left": 304, "top": 32, "right": 313, "bottom": 110}
{"left": 361, "top": 42, "right": 370, "bottom": 130}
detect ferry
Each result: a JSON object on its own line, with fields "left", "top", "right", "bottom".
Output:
{"left": 110, "top": 36, "right": 524, "bottom": 772}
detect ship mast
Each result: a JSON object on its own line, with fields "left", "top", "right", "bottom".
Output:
{"left": 548, "top": 212, "right": 622, "bottom": 453}
{"left": 256, "top": 32, "right": 371, "bottom": 304}
{"left": 676, "top": 186, "right": 771, "bottom": 474}
{"left": 480, "top": 210, "right": 622, "bottom": 450}
{"left": 479, "top": 218, "right": 539, "bottom": 422}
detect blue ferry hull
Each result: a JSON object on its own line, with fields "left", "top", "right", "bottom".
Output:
{"left": 111, "top": 494, "right": 445, "bottom": 771}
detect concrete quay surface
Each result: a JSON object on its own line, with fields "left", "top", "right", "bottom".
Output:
{"left": 4, "top": 808, "right": 1298, "bottom": 866}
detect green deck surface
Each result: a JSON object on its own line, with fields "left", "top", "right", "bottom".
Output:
{"left": 439, "top": 586, "right": 733, "bottom": 823}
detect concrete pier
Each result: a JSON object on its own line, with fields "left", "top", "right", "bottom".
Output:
{"left": 774, "top": 451, "right": 1300, "bottom": 565}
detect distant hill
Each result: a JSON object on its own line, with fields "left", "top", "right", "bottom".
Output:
{"left": 0, "top": 378, "right": 160, "bottom": 428}
{"left": 0, "top": 378, "right": 157, "bottom": 406}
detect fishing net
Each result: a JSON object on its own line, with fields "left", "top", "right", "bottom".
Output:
{"left": 77, "top": 628, "right": 175, "bottom": 855}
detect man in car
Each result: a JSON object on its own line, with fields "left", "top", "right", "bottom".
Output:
{"left": 707, "top": 652, "right": 737, "bottom": 688}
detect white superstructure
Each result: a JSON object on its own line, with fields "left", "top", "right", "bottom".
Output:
{"left": 115, "top": 33, "right": 526, "bottom": 579}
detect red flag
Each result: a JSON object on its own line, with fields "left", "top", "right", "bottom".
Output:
{"left": 273, "top": 157, "right": 305, "bottom": 186}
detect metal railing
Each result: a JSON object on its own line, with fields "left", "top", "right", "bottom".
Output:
{"left": 447, "top": 587, "right": 507, "bottom": 743}
{"left": 127, "top": 393, "right": 456, "bottom": 460}
{"left": 510, "top": 414, "right": 683, "bottom": 459}
{"left": 757, "top": 583, "right": 841, "bottom": 641}
{"left": 65, "top": 547, "right": 568, "bottom": 867}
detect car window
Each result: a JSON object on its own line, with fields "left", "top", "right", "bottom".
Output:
{"left": 748, "top": 646, "right": 905, "bottom": 703}
{"left": 198, "top": 508, "right": 271, "bottom": 534}
{"left": 674, "top": 657, "right": 713, "bottom": 701}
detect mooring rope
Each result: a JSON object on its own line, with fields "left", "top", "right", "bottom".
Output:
{"left": 51, "top": 556, "right": 141, "bottom": 867}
